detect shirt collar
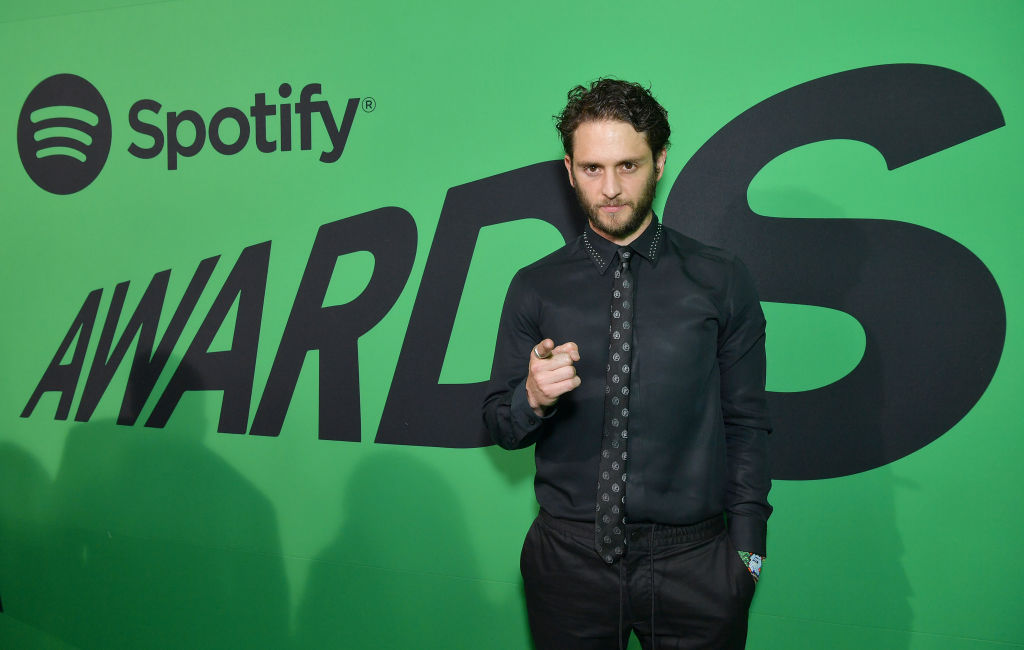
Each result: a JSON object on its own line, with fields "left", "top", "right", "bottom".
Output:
{"left": 581, "top": 216, "right": 664, "bottom": 274}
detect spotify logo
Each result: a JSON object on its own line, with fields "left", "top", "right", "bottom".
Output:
{"left": 17, "top": 74, "right": 111, "bottom": 195}
{"left": 18, "top": 74, "right": 360, "bottom": 192}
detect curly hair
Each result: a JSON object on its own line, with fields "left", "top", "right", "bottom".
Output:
{"left": 555, "top": 78, "right": 671, "bottom": 157}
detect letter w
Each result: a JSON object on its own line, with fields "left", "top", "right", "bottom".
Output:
{"left": 74, "top": 257, "right": 218, "bottom": 425}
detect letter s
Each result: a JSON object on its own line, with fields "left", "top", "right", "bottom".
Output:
{"left": 664, "top": 64, "right": 1006, "bottom": 479}
{"left": 128, "top": 98, "right": 163, "bottom": 160}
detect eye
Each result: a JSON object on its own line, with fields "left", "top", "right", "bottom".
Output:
{"left": 621, "top": 162, "right": 636, "bottom": 172}
{"left": 584, "top": 164, "right": 600, "bottom": 175}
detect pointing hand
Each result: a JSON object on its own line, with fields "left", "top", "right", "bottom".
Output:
{"left": 525, "top": 339, "right": 581, "bottom": 416}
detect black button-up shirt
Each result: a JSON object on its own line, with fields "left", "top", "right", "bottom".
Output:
{"left": 483, "top": 217, "right": 772, "bottom": 555}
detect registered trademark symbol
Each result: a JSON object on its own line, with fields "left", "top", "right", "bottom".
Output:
{"left": 362, "top": 97, "right": 376, "bottom": 113}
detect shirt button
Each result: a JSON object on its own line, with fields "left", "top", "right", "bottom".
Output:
{"left": 528, "top": 416, "right": 537, "bottom": 425}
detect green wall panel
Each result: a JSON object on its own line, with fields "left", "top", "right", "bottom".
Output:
{"left": 2, "top": 1, "right": 1021, "bottom": 648}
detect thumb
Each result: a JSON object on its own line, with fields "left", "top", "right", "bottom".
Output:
{"left": 534, "top": 338, "right": 555, "bottom": 359}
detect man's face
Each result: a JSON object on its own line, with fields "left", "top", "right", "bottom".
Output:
{"left": 565, "top": 119, "right": 667, "bottom": 244}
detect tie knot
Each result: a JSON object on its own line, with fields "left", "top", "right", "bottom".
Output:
{"left": 618, "top": 248, "right": 632, "bottom": 267}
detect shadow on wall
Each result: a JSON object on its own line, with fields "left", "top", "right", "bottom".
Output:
{"left": 0, "top": 442, "right": 51, "bottom": 623}
{"left": 293, "top": 450, "right": 514, "bottom": 649}
{"left": 750, "top": 187, "right": 912, "bottom": 648}
{"left": 4, "top": 360, "right": 290, "bottom": 650}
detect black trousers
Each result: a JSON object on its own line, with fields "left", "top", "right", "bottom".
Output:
{"left": 521, "top": 510, "right": 755, "bottom": 650}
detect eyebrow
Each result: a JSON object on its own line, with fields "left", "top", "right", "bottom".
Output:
{"left": 575, "top": 158, "right": 645, "bottom": 167}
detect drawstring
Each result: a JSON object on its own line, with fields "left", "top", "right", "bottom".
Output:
{"left": 650, "top": 524, "right": 657, "bottom": 650}
{"left": 618, "top": 557, "right": 626, "bottom": 650}
{"left": 622, "top": 526, "right": 659, "bottom": 649}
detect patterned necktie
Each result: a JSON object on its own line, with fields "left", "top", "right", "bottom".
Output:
{"left": 596, "top": 247, "right": 634, "bottom": 563}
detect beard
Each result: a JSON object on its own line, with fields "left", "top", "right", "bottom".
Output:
{"left": 574, "top": 168, "right": 659, "bottom": 241}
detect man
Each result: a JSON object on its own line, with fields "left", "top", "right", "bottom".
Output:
{"left": 482, "top": 79, "right": 771, "bottom": 649}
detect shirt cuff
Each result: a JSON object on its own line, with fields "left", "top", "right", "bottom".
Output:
{"left": 727, "top": 513, "right": 767, "bottom": 557}
{"left": 511, "top": 381, "right": 553, "bottom": 432}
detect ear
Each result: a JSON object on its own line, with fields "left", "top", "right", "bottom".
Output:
{"left": 564, "top": 154, "right": 575, "bottom": 187}
{"left": 654, "top": 148, "right": 668, "bottom": 181}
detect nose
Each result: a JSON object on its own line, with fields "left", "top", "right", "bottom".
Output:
{"left": 601, "top": 171, "right": 621, "bottom": 200}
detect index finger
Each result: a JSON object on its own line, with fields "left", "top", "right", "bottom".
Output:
{"left": 552, "top": 341, "right": 580, "bottom": 362}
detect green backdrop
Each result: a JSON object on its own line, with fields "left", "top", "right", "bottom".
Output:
{"left": 2, "top": 1, "right": 1021, "bottom": 648}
